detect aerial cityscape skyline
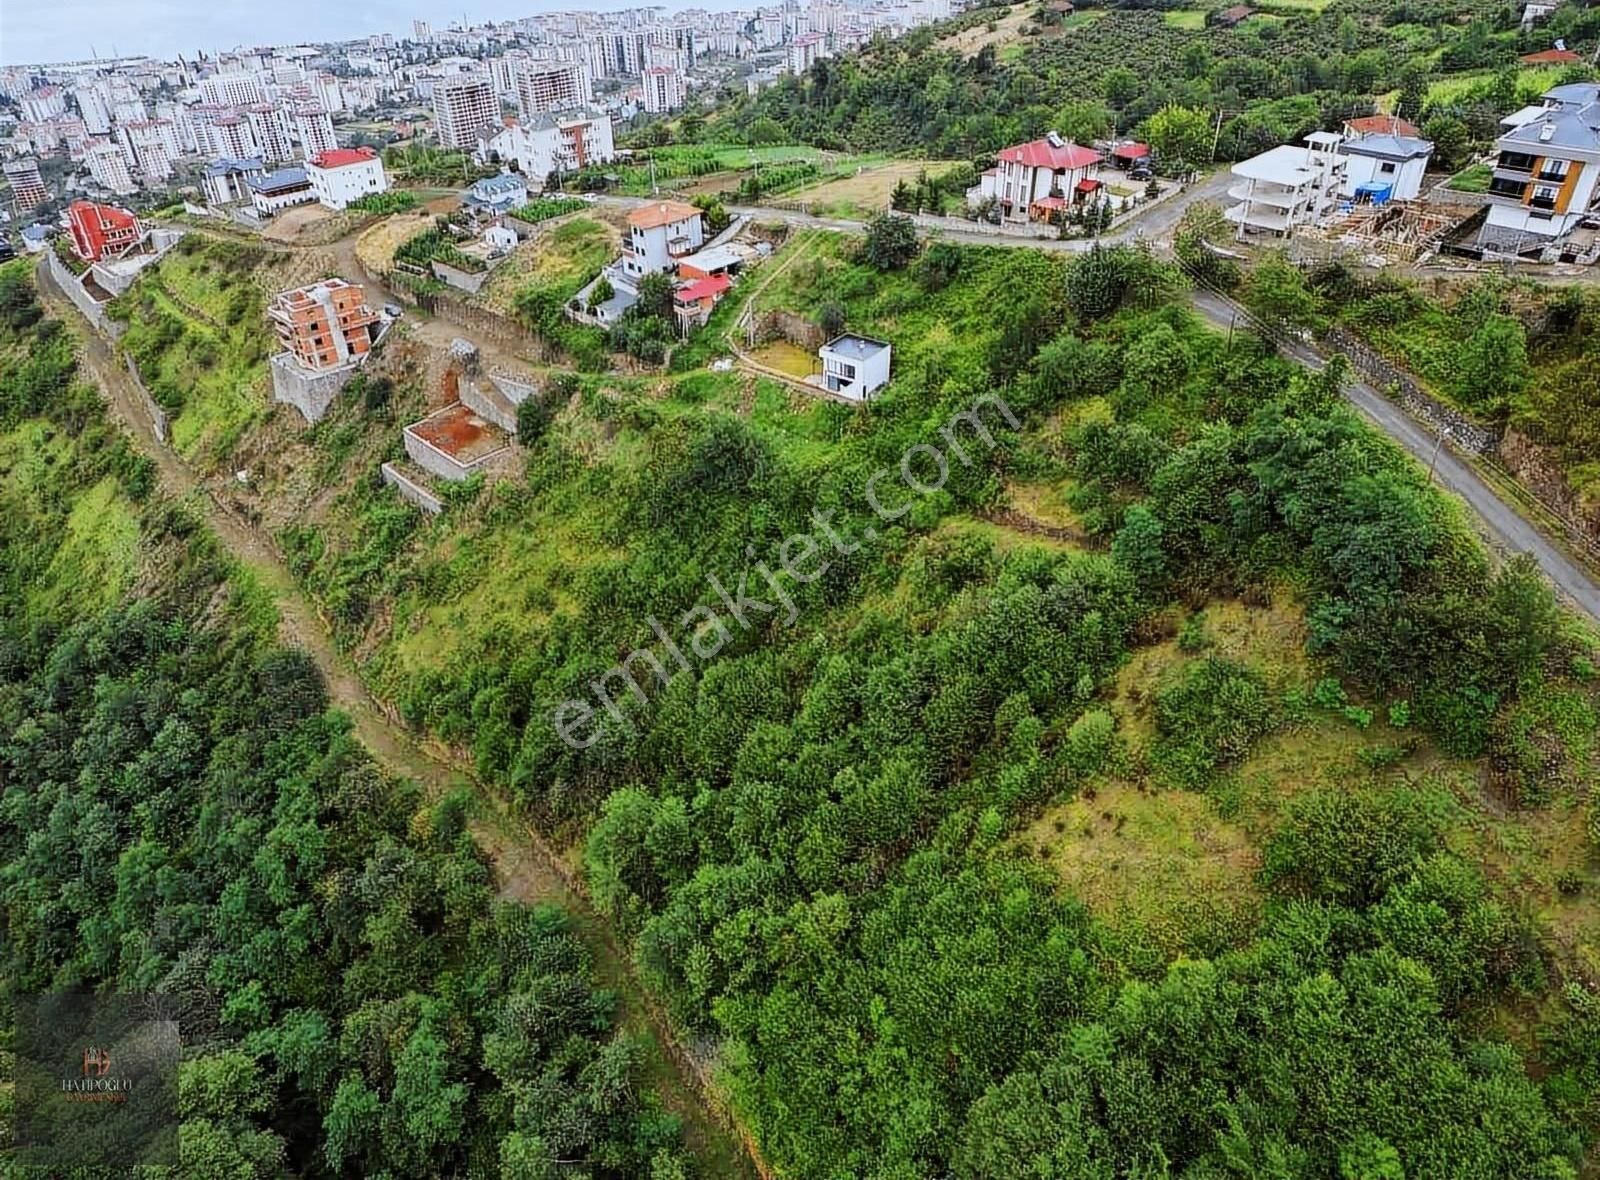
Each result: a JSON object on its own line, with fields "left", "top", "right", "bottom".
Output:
{"left": 1, "top": 0, "right": 748, "bottom": 67}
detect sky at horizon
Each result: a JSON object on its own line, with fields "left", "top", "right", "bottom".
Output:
{"left": 1, "top": 0, "right": 745, "bottom": 70}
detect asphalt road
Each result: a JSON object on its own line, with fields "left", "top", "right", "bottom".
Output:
{"left": 1190, "top": 288, "right": 1600, "bottom": 621}
{"left": 611, "top": 181, "right": 1600, "bottom": 623}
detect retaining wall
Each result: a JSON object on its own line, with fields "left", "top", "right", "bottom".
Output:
{"left": 123, "top": 355, "right": 170, "bottom": 442}
{"left": 460, "top": 380, "right": 518, "bottom": 434}
{"left": 1323, "top": 327, "right": 1500, "bottom": 454}
{"left": 270, "top": 352, "right": 358, "bottom": 424}
{"left": 381, "top": 461, "right": 444, "bottom": 514}
{"left": 47, "top": 251, "right": 124, "bottom": 339}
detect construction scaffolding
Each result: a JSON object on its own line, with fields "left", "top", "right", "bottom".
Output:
{"left": 1293, "top": 199, "right": 1473, "bottom": 265}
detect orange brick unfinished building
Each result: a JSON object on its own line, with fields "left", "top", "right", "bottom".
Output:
{"left": 267, "top": 278, "right": 380, "bottom": 371}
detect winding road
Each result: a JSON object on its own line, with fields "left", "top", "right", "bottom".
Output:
{"left": 591, "top": 184, "right": 1600, "bottom": 621}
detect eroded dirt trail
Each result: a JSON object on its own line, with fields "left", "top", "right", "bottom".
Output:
{"left": 38, "top": 260, "right": 763, "bottom": 1180}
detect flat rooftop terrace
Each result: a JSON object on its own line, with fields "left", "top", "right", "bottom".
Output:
{"left": 406, "top": 402, "right": 510, "bottom": 464}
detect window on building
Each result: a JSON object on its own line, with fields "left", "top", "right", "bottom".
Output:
{"left": 1379, "top": 161, "right": 1396, "bottom": 175}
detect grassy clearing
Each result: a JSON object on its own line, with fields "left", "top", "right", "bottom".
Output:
{"left": 787, "top": 159, "right": 963, "bottom": 218}
{"left": 118, "top": 240, "right": 273, "bottom": 468}
{"left": 1163, "top": 9, "right": 1207, "bottom": 29}
{"left": 750, "top": 339, "right": 817, "bottom": 378}
{"left": 38, "top": 476, "right": 140, "bottom": 613}
{"left": 1427, "top": 65, "right": 1566, "bottom": 105}
{"left": 474, "top": 215, "right": 618, "bottom": 315}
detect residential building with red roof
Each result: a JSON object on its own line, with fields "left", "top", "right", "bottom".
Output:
{"left": 1520, "top": 48, "right": 1583, "bottom": 65}
{"left": 623, "top": 200, "right": 704, "bottom": 276}
{"left": 977, "top": 132, "right": 1104, "bottom": 222}
{"left": 66, "top": 200, "right": 143, "bottom": 262}
{"left": 1343, "top": 114, "right": 1422, "bottom": 138}
{"left": 673, "top": 272, "right": 732, "bottom": 328}
{"left": 306, "top": 145, "right": 388, "bottom": 210}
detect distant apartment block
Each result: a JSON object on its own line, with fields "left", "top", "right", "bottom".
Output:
{"left": 292, "top": 103, "right": 339, "bottom": 160}
{"left": 84, "top": 139, "right": 137, "bottom": 196}
{"left": 67, "top": 200, "right": 143, "bottom": 262}
{"left": 199, "top": 71, "right": 264, "bottom": 107}
{"left": 434, "top": 73, "right": 499, "bottom": 149}
{"left": 788, "top": 32, "right": 827, "bottom": 75}
{"left": 3, "top": 158, "right": 49, "bottom": 210}
{"left": 515, "top": 59, "right": 590, "bottom": 119}
{"left": 306, "top": 147, "right": 387, "bottom": 209}
{"left": 641, "top": 65, "right": 685, "bottom": 113}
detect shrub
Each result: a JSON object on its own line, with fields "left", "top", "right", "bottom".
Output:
{"left": 1152, "top": 657, "right": 1276, "bottom": 788}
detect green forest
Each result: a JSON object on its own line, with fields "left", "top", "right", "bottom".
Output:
{"left": 267, "top": 219, "right": 1600, "bottom": 1179}
{"left": 712, "top": 0, "right": 1600, "bottom": 166}
{"left": 0, "top": 261, "right": 696, "bottom": 1178}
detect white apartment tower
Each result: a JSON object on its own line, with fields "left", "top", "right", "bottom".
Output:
{"left": 641, "top": 66, "right": 686, "bottom": 114}
{"left": 200, "top": 71, "right": 264, "bottom": 107}
{"left": 291, "top": 103, "right": 338, "bottom": 160}
{"left": 433, "top": 73, "right": 499, "bottom": 149}
{"left": 515, "top": 60, "right": 590, "bottom": 118}
{"left": 85, "top": 140, "right": 137, "bottom": 195}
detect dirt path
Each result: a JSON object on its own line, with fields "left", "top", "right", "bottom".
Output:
{"left": 37, "top": 258, "right": 764, "bottom": 1180}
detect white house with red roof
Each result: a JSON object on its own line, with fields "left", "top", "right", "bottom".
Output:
{"left": 306, "top": 146, "right": 389, "bottom": 210}
{"left": 972, "top": 132, "right": 1104, "bottom": 222}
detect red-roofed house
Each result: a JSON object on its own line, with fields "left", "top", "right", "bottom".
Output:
{"left": 980, "top": 132, "right": 1104, "bottom": 222}
{"left": 66, "top": 200, "right": 143, "bottom": 262}
{"left": 673, "top": 272, "right": 732, "bottom": 328}
{"left": 306, "top": 145, "right": 389, "bottom": 210}
{"left": 1342, "top": 114, "right": 1421, "bottom": 138}
{"left": 1111, "top": 142, "right": 1152, "bottom": 168}
{"left": 1520, "top": 47, "right": 1582, "bottom": 64}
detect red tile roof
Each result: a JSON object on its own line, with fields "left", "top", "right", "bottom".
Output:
{"left": 676, "top": 274, "right": 732, "bottom": 303}
{"left": 628, "top": 199, "right": 701, "bottom": 229}
{"left": 1075, "top": 178, "right": 1102, "bottom": 193}
{"left": 1345, "top": 114, "right": 1421, "bottom": 137}
{"left": 1520, "top": 48, "right": 1582, "bottom": 64}
{"left": 1112, "top": 142, "right": 1151, "bottom": 160}
{"left": 310, "top": 147, "right": 377, "bottom": 169}
{"left": 997, "top": 137, "right": 1102, "bottom": 171}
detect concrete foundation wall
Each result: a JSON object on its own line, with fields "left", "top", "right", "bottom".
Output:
{"left": 488, "top": 370, "right": 538, "bottom": 406}
{"left": 270, "top": 352, "right": 357, "bottom": 424}
{"left": 460, "top": 380, "right": 518, "bottom": 433}
{"left": 404, "top": 430, "right": 473, "bottom": 481}
{"left": 381, "top": 462, "right": 444, "bottom": 513}
{"left": 47, "top": 251, "right": 124, "bottom": 339}
{"left": 431, "top": 259, "right": 491, "bottom": 294}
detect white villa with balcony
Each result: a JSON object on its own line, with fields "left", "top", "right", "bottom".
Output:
{"left": 1224, "top": 132, "right": 1347, "bottom": 238}
{"left": 1479, "top": 83, "right": 1600, "bottom": 254}
{"left": 621, "top": 200, "right": 705, "bottom": 278}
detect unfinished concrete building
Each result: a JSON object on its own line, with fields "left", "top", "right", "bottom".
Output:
{"left": 266, "top": 278, "right": 382, "bottom": 423}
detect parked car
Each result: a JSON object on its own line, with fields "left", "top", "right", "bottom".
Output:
{"left": 1129, "top": 163, "right": 1153, "bottom": 181}
{"left": 383, "top": 303, "right": 403, "bottom": 318}
{"left": 582, "top": 193, "right": 600, "bottom": 203}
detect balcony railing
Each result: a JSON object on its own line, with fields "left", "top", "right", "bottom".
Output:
{"left": 1488, "top": 178, "right": 1529, "bottom": 199}
{"left": 1530, "top": 195, "right": 1558, "bottom": 211}
{"left": 1497, "top": 152, "right": 1539, "bottom": 174}
{"left": 1537, "top": 168, "right": 1568, "bottom": 182}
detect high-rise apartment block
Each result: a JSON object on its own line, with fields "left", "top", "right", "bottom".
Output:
{"left": 433, "top": 73, "right": 499, "bottom": 149}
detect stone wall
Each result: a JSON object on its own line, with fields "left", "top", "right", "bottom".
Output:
{"left": 1323, "top": 327, "right": 1500, "bottom": 454}
{"left": 270, "top": 352, "right": 358, "bottom": 424}
{"left": 488, "top": 370, "right": 538, "bottom": 407}
{"left": 381, "top": 461, "right": 444, "bottom": 514}
{"left": 123, "top": 355, "right": 170, "bottom": 443}
{"left": 755, "top": 308, "right": 823, "bottom": 351}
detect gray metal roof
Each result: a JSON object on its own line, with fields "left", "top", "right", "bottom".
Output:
{"left": 204, "top": 156, "right": 264, "bottom": 177}
{"left": 822, "top": 333, "right": 890, "bottom": 361}
{"left": 249, "top": 166, "right": 309, "bottom": 193}
{"left": 1340, "top": 133, "right": 1434, "bottom": 161}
